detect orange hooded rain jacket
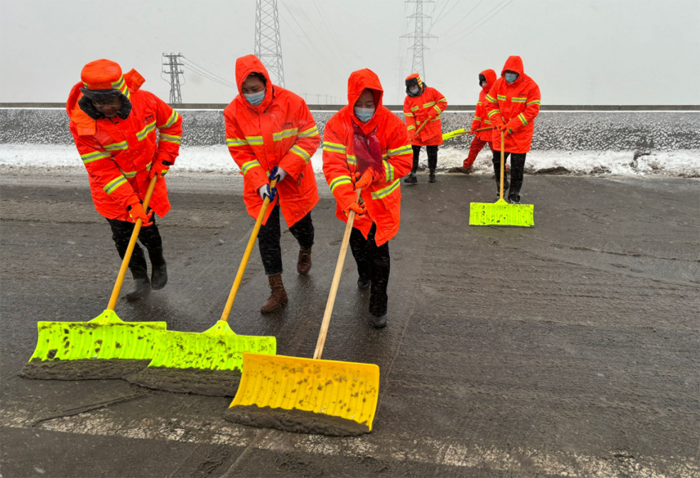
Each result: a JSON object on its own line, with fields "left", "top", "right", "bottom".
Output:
{"left": 67, "top": 60, "right": 182, "bottom": 221}
{"left": 224, "top": 55, "right": 320, "bottom": 227}
{"left": 322, "top": 69, "right": 413, "bottom": 247}
{"left": 483, "top": 56, "right": 541, "bottom": 153}
{"left": 471, "top": 69, "right": 497, "bottom": 142}
{"left": 403, "top": 74, "right": 448, "bottom": 147}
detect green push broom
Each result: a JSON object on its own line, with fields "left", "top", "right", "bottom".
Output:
{"left": 21, "top": 176, "right": 168, "bottom": 380}
{"left": 469, "top": 131, "right": 534, "bottom": 227}
{"left": 127, "top": 180, "right": 278, "bottom": 397}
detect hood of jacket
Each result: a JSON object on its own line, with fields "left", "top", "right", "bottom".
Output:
{"left": 501, "top": 56, "right": 524, "bottom": 84}
{"left": 346, "top": 68, "right": 384, "bottom": 134}
{"left": 480, "top": 68, "right": 497, "bottom": 92}
{"left": 235, "top": 54, "right": 275, "bottom": 112}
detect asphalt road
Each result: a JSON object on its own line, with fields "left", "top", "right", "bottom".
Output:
{"left": 1, "top": 168, "right": 698, "bottom": 477}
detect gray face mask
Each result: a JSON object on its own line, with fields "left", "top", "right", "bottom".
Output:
{"left": 354, "top": 107, "right": 375, "bottom": 123}
{"left": 409, "top": 87, "right": 420, "bottom": 95}
{"left": 505, "top": 72, "right": 518, "bottom": 84}
{"left": 480, "top": 81, "right": 488, "bottom": 87}
{"left": 244, "top": 90, "right": 265, "bottom": 106}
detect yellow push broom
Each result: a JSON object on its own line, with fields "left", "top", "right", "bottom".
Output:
{"left": 469, "top": 130, "right": 534, "bottom": 227}
{"left": 442, "top": 126, "right": 493, "bottom": 141}
{"left": 225, "top": 191, "right": 380, "bottom": 436}
{"left": 21, "top": 176, "right": 168, "bottom": 380}
{"left": 127, "top": 180, "right": 278, "bottom": 397}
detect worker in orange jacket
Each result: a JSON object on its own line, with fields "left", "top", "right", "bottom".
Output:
{"left": 483, "top": 56, "right": 541, "bottom": 203}
{"left": 402, "top": 73, "right": 447, "bottom": 184}
{"left": 224, "top": 55, "right": 321, "bottom": 313}
{"left": 458, "top": 68, "right": 497, "bottom": 173}
{"left": 67, "top": 59, "right": 182, "bottom": 301}
{"left": 322, "top": 69, "right": 413, "bottom": 328}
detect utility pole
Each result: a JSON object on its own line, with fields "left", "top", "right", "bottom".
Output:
{"left": 255, "top": 0, "right": 285, "bottom": 87}
{"left": 401, "top": 0, "right": 436, "bottom": 81}
{"left": 162, "top": 53, "right": 184, "bottom": 104}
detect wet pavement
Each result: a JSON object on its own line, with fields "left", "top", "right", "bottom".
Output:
{"left": 1, "top": 169, "right": 698, "bottom": 477}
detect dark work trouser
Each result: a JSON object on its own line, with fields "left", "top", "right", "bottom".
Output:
{"left": 411, "top": 145, "right": 439, "bottom": 174}
{"left": 492, "top": 151, "right": 526, "bottom": 197}
{"left": 106, "top": 217, "right": 164, "bottom": 277}
{"left": 350, "top": 224, "right": 390, "bottom": 316}
{"left": 257, "top": 205, "right": 314, "bottom": 276}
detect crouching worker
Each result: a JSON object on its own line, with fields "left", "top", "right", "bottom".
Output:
{"left": 224, "top": 54, "right": 321, "bottom": 313}
{"left": 67, "top": 59, "right": 182, "bottom": 301}
{"left": 322, "top": 69, "right": 412, "bottom": 328}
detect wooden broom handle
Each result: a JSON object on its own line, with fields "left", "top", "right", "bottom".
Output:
{"left": 107, "top": 175, "right": 158, "bottom": 311}
{"left": 220, "top": 177, "right": 279, "bottom": 323}
{"left": 313, "top": 190, "right": 362, "bottom": 360}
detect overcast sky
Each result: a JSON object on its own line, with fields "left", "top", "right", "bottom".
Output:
{"left": 1, "top": 0, "right": 699, "bottom": 105}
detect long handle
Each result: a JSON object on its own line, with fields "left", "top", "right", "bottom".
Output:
{"left": 474, "top": 126, "right": 494, "bottom": 132}
{"left": 499, "top": 130, "right": 505, "bottom": 201}
{"left": 414, "top": 120, "right": 428, "bottom": 137}
{"left": 107, "top": 175, "right": 159, "bottom": 310}
{"left": 220, "top": 178, "right": 279, "bottom": 323}
{"left": 313, "top": 190, "right": 362, "bottom": 360}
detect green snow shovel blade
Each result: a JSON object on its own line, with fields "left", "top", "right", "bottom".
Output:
{"left": 469, "top": 198, "right": 534, "bottom": 226}
{"left": 469, "top": 131, "right": 534, "bottom": 227}
{"left": 20, "top": 177, "right": 168, "bottom": 380}
{"left": 128, "top": 180, "right": 279, "bottom": 397}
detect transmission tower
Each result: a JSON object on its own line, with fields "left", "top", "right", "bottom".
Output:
{"left": 254, "top": 0, "right": 285, "bottom": 87}
{"left": 401, "top": 0, "right": 436, "bottom": 81}
{"left": 162, "top": 53, "right": 184, "bottom": 104}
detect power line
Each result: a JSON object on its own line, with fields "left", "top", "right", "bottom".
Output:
{"left": 435, "top": 0, "right": 514, "bottom": 52}
{"left": 441, "top": 0, "right": 486, "bottom": 37}
{"left": 255, "top": 0, "right": 285, "bottom": 87}
{"left": 161, "top": 53, "right": 184, "bottom": 104}
{"left": 431, "top": 0, "right": 460, "bottom": 29}
{"left": 401, "top": 0, "right": 437, "bottom": 81}
{"left": 310, "top": 0, "right": 350, "bottom": 69}
{"left": 180, "top": 57, "right": 237, "bottom": 90}
{"left": 181, "top": 57, "right": 236, "bottom": 87}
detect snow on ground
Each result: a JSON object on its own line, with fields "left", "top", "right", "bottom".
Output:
{"left": 1, "top": 144, "right": 698, "bottom": 178}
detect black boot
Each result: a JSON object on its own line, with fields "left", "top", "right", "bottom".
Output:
{"left": 126, "top": 265, "right": 151, "bottom": 302}
{"left": 369, "top": 293, "right": 387, "bottom": 328}
{"left": 403, "top": 172, "right": 417, "bottom": 184}
{"left": 429, "top": 170, "right": 436, "bottom": 183}
{"left": 149, "top": 246, "right": 168, "bottom": 290}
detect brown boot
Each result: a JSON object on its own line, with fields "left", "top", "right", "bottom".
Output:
{"left": 260, "top": 274, "right": 288, "bottom": 313}
{"left": 297, "top": 247, "right": 312, "bottom": 275}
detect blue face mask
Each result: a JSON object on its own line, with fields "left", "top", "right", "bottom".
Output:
{"left": 505, "top": 72, "right": 518, "bottom": 84}
{"left": 354, "top": 107, "right": 375, "bottom": 123}
{"left": 244, "top": 90, "right": 265, "bottom": 106}
{"left": 409, "top": 87, "right": 420, "bottom": 95}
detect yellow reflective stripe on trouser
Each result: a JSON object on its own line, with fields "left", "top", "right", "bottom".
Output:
{"left": 329, "top": 175, "right": 352, "bottom": 193}
{"left": 346, "top": 154, "right": 357, "bottom": 166}
{"left": 158, "top": 110, "right": 180, "bottom": 129}
{"left": 371, "top": 179, "right": 400, "bottom": 200}
{"left": 241, "top": 159, "right": 262, "bottom": 174}
{"left": 488, "top": 109, "right": 501, "bottom": 118}
{"left": 512, "top": 97, "right": 527, "bottom": 103}
{"left": 298, "top": 126, "right": 319, "bottom": 138}
{"left": 485, "top": 94, "right": 498, "bottom": 104}
{"left": 103, "top": 176, "right": 128, "bottom": 194}
{"left": 290, "top": 144, "right": 311, "bottom": 163}
{"left": 80, "top": 151, "right": 111, "bottom": 163}
{"left": 273, "top": 127, "right": 299, "bottom": 141}
{"left": 527, "top": 100, "right": 541, "bottom": 105}
{"left": 160, "top": 133, "right": 182, "bottom": 144}
{"left": 518, "top": 113, "right": 528, "bottom": 126}
{"left": 383, "top": 160, "right": 395, "bottom": 182}
{"left": 119, "top": 169, "right": 137, "bottom": 178}
{"left": 226, "top": 137, "right": 247, "bottom": 147}
{"left": 388, "top": 145, "right": 412, "bottom": 157}
{"left": 245, "top": 136, "right": 263, "bottom": 146}
{"left": 323, "top": 142, "right": 346, "bottom": 154}
{"left": 104, "top": 141, "right": 128, "bottom": 152}
{"left": 137, "top": 121, "right": 156, "bottom": 141}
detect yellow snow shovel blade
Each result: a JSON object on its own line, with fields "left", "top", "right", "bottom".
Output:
{"left": 469, "top": 131, "right": 534, "bottom": 227}
{"left": 443, "top": 126, "right": 493, "bottom": 141}
{"left": 22, "top": 176, "right": 167, "bottom": 380}
{"left": 228, "top": 191, "right": 380, "bottom": 435}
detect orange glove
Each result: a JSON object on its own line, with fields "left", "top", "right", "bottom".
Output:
{"left": 149, "top": 159, "right": 172, "bottom": 179}
{"left": 353, "top": 170, "right": 375, "bottom": 190}
{"left": 344, "top": 201, "right": 366, "bottom": 217}
{"left": 127, "top": 203, "right": 154, "bottom": 226}
{"left": 496, "top": 122, "right": 508, "bottom": 133}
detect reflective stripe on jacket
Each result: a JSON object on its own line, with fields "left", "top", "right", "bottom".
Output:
{"left": 403, "top": 86, "right": 447, "bottom": 146}
{"left": 471, "top": 69, "right": 497, "bottom": 142}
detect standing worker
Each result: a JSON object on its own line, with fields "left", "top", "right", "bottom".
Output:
{"left": 322, "top": 69, "right": 412, "bottom": 328}
{"left": 456, "top": 69, "right": 497, "bottom": 174}
{"left": 67, "top": 59, "right": 182, "bottom": 301}
{"left": 224, "top": 54, "right": 321, "bottom": 313}
{"left": 402, "top": 74, "right": 448, "bottom": 184}
{"left": 483, "top": 56, "right": 541, "bottom": 203}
